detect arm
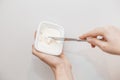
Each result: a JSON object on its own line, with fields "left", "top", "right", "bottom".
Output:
{"left": 54, "top": 64, "right": 73, "bottom": 80}
{"left": 32, "top": 32, "right": 73, "bottom": 80}
{"left": 32, "top": 46, "right": 73, "bottom": 80}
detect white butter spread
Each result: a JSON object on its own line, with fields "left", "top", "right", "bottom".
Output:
{"left": 39, "top": 28, "right": 61, "bottom": 45}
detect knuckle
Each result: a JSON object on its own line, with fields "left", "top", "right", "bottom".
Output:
{"left": 39, "top": 57, "right": 44, "bottom": 61}
{"left": 32, "top": 49, "right": 35, "bottom": 55}
{"left": 93, "top": 39, "right": 98, "bottom": 43}
{"left": 41, "top": 55, "right": 45, "bottom": 59}
{"left": 100, "top": 43, "right": 108, "bottom": 50}
{"left": 90, "top": 39, "right": 97, "bottom": 45}
{"left": 39, "top": 53, "right": 46, "bottom": 60}
{"left": 32, "top": 49, "right": 37, "bottom": 56}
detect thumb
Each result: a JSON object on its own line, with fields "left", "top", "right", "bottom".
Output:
{"left": 87, "top": 37, "right": 107, "bottom": 49}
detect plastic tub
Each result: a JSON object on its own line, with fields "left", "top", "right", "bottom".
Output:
{"left": 34, "top": 21, "right": 64, "bottom": 55}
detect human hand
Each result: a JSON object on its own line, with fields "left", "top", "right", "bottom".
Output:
{"left": 32, "top": 32, "right": 73, "bottom": 80}
{"left": 32, "top": 46, "right": 71, "bottom": 70}
{"left": 80, "top": 26, "right": 120, "bottom": 55}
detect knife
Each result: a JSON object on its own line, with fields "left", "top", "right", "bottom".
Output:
{"left": 49, "top": 37, "right": 87, "bottom": 42}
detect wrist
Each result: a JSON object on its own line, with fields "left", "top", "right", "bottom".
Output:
{"left": 53, "top": 63, "right": 73, "bottom": 80}
{"left": 53, "top": 63, "right": 72, "bottom": 72}
{"left": 55, "top": 65, "right": 71, "bottom": 80}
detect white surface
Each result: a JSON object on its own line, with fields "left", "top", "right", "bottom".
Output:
{"left": 0, "top": 0, "right": 120, "bottom": 80}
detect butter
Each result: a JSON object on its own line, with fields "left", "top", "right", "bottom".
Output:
{"left": 39, "top": 28, "right": 61, "bottom": 45}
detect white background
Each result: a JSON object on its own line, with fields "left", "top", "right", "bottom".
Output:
{"left": 0, "top": 0, "right": 120, "bottom": 80}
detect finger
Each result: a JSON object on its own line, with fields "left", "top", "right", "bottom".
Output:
{"left": 59, "top": 50, "right": 69, "bottom": 62}
{"left": 34, "top": 31, "right": 37, "bottom": 40}
{"left": 33, "top": 31, "right": 45, "bottom": 60}
{"left": 60, "top": 50, "right": 64, "bottom": 55}
{"left": 32, "top": 45, "right": 58, "bottom": 65}
{"left": 32, "top": 45, "right": 46, "bottom": 60}
{"left": 91, "top": 44, "right": 96, "bottom": 48}
{"left": 59, "top": 50, "right": 66, "bottom": 59}
{"left": 80, "top": 28, "right": 105, "bottom": 40}
{"left": 87, "top": 37, "right": 107, "bottom": 49}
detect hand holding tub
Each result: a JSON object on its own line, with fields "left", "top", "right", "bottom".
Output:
{"left": 32, "top": 32, "right": 73, "bottom": 80}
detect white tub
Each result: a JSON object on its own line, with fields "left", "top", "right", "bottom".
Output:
{"left": 34, "top": 21, "right": 64, "bottom": 55}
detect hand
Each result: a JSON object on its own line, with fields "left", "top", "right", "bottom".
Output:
{"left": 32, "top": 46, "right": 71, "bottom": 70}
{"left": 32, "top": 32, "right": 73, "bottom": 80}
{"left": 80, "top": 26, "right": 120, "bottom": 55}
